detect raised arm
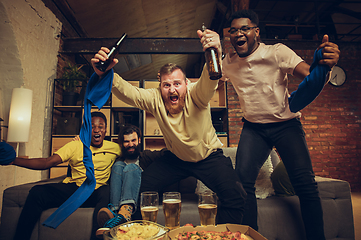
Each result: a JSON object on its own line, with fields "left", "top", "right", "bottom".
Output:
{"left": 184, "top": 29, "right": 222, "bottom": 106}
{"left": 11, "top": 154, "right": 62, "bottom": 170}
{"left": 289, "top": 34, "right": 340, "bottom": 113}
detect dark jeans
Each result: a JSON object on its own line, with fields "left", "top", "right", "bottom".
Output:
{"left": 236, "top": 118, "right": 325, "bottom": 240}
{"left": 137, "top": 149, "right": 246, "bottom": 224}
{"left": 13, "top": 182, "right": 109, "bottom": 240}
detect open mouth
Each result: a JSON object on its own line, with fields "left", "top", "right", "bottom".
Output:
{"left": 237, "top": 40, "right": 246, "bottom": 47}
{"left": 93, "top": 134, "right": 101, "bottom": 141}
{"left": 169, "top": 95, "right": 179, "bottom": 103}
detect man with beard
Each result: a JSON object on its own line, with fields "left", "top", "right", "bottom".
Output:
{"left": 90, "top": 35, "right": 246, "bottom": 225}
{"left": 95, "top": 124, "right": 156, "bottom": 237}
{"left": 202, "top": 9, "right": 339, "bottom": 240}
{"left": 6, "top": 112, "right": 120, "bottom": 240}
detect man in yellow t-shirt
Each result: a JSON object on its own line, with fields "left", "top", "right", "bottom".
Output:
{"left": 10, "top": 112, "right": 120, "bottom": 240}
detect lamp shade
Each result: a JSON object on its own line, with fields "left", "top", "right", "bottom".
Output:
{"left": 7, "top": 88, "right": 33, "bottom": 143}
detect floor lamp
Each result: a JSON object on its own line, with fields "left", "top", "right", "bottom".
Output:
{"left": 7, "top": 88, "right": 33, "bottom": 156}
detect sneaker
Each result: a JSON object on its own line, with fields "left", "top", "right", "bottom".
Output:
{"left": 104, "top": 214, "right": 127, "bottom": 228}
{"left": 97, "top": 203, "right": 118, "bottom": 228}
{"left": 95, "top": 215, "right": 127, "bottom": 238}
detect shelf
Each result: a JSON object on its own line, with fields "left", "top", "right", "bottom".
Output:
{"left": 50, "top": 165, "right": 68, "bottom": 179}
{"left": 144, "top": 80, "right": 159, "bottom": 89}
{"left": 218, "top": 136, "right": 228, "bottom": 147}
{"left": 112, "top": 109, "right": 141, "bottom": 135}
{"left": 211, "top": 81, "right": 226, "bottom": 107}
{"left": 144, "top": 112, "right": 162, "bottom": 137}
{"left": 52, "top": 137, "right": 73, "bottom": 154}
{"left": 112, "top": 80, "right": 140, "bottom": 107}
{"left": 211, "top": 108, "right": 228, "bottom": 133}
{"left": 53, "top": 106, "right": 83, "bottom": 112}
{"left": 144, "top": 137, "right": 166, "bottom": 150}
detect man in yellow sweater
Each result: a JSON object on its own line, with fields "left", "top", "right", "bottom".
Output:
{"left": 9, "top": 112, "right": 120, "bottom": 240}
{"left": 90, "top": 30, "right": 246, "bottom": 224}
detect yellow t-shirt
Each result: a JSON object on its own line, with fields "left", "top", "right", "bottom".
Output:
{"left": 55, "top": 140, "right": 120, "bottom": 189}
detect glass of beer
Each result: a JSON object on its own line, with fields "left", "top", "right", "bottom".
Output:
{"left": 198, "top": 191, "right": 217, "bottom": 226}
{"left": 162, "top": 192, "right": 181, "bottom": 230}
{"left": 140, "top": 191, "right": 159, "bottom": 223}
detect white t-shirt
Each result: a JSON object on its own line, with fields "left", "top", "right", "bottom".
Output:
{"left": 223, "top": 43, "right": 303, "bottom": 123}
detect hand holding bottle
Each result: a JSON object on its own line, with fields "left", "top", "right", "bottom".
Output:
{"left": 197, "top": 26, "right": 222, "bottom": 80}
{"left": 91, "top": 47, "right": 118, "bottom": 76}
{"left": 91, "top": 33, "right": 127, "bottom": 76}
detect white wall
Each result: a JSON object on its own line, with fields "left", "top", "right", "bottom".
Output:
{"left": 0, "top": 0, "right": 61, "bottom": 216}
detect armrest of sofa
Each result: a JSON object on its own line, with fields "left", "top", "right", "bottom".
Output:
{"left": 315, "top": 176, "right": 355, "bottom": 240}
{"left": 0, "top": 176, "right": 67, "bottom": 240}
{"left": 2, "top": 176, "right": 65, "bottom": 208}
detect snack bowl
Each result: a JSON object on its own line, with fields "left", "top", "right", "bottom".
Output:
{"left": 103, "top": 220, "right": 169, "bottom": 240}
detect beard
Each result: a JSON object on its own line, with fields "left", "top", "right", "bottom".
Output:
{"left": 122, "top": 144, "right": 141, "bottom": 160}
{"left": 163, "top": 93, "right": 186, "bottom": 114}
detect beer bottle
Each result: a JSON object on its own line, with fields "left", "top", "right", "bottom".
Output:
{"left": 201, "top": 24, "right": 222, "bottom": 80}
{"left": 95, "top": 33, "right": 127, "bottom": 72}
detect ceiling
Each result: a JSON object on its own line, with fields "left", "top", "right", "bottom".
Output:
{"left": 42, "top": 0, "right": 361, "bottom": 79}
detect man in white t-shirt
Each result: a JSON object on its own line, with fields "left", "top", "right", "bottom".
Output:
{"left": 200, "top": 9, "right": 339, "bottom": 240}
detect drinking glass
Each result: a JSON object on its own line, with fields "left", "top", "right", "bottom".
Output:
{"left": 140, "top": 191, "right": 159, "bottom": 223}
{"left": 162, "top": 192, "right": 181, "bottom": 230}
{"left": 198, "top": 191, "right": 217, "bottom": 226}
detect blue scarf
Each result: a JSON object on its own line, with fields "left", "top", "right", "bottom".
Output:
{"left": 289, "top": 48, "right": 331, "bottom": 113}
{"left": 43, "top": 70, "right": 114, "bottom": 228}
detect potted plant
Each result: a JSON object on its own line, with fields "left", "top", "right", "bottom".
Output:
{"left": 61, "top": 62, "right": 87, "bottom": 106}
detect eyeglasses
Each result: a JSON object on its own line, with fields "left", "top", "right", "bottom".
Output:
{"left": 228, "top": 26, "right": 257, "bottom": 35}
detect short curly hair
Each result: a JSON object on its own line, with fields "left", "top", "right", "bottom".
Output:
{"left": 91, "top": 111, "right": 107, "bottom": 126}
{"left": 158, "top": 63, "right": 186, "bottom": 82}
{"left": 228, "top": 9, "right": 259, "bottom": 26}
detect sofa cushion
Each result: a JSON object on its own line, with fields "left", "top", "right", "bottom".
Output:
{"left": 196, "top": 148, "right": 275, "bottom": 199}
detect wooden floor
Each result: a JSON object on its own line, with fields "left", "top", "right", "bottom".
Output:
{"left": 352, "top": 192, "right": 361, "bottom": 240}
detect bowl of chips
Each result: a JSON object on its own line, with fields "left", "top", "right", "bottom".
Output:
{"left": 103, "top": 220, "right": 169, "bottom": 240}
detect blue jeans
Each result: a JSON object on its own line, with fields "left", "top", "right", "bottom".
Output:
{"left": 236, "top": 118, "right": 325, "bottom": 240}
{"left": 109, "top": 161, "right": 142, "bottom": 212}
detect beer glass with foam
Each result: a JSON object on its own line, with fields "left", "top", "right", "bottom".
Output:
{"left": 140, "top": 191, "right": 159, "bottom": 223}
{"left": 198, "top": 191, "right": 217, "bottom": 226}
{"left": 162, "top": 192, "right": 181, "bottom": 229}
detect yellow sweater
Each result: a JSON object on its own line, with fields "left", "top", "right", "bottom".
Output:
{"left": 112, "top": 67, "right": 222, "bottom": 162}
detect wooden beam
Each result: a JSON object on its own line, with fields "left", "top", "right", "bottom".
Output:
{"left": 334, "top": 6, "right": 361, "bottom": 21}
{"left": 231, "top": 0, "right": 249, "bottom": 12}
{"left": 61, "top": 38, "right": 204, "bottom": 54}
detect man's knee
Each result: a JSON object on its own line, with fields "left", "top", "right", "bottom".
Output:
{"left": 124, "top": 163, "right": 141, "bottom": 173}
{"left": 28, "top": 184, "right": 45, "bottom": 198}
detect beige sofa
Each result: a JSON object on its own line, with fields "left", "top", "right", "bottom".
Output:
{"left": 0, "top": 147, "right": 355, "bottom": 240}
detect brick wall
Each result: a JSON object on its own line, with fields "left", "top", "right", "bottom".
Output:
{"left": 224, "top": 31, "right": 361, "bottom": 191}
